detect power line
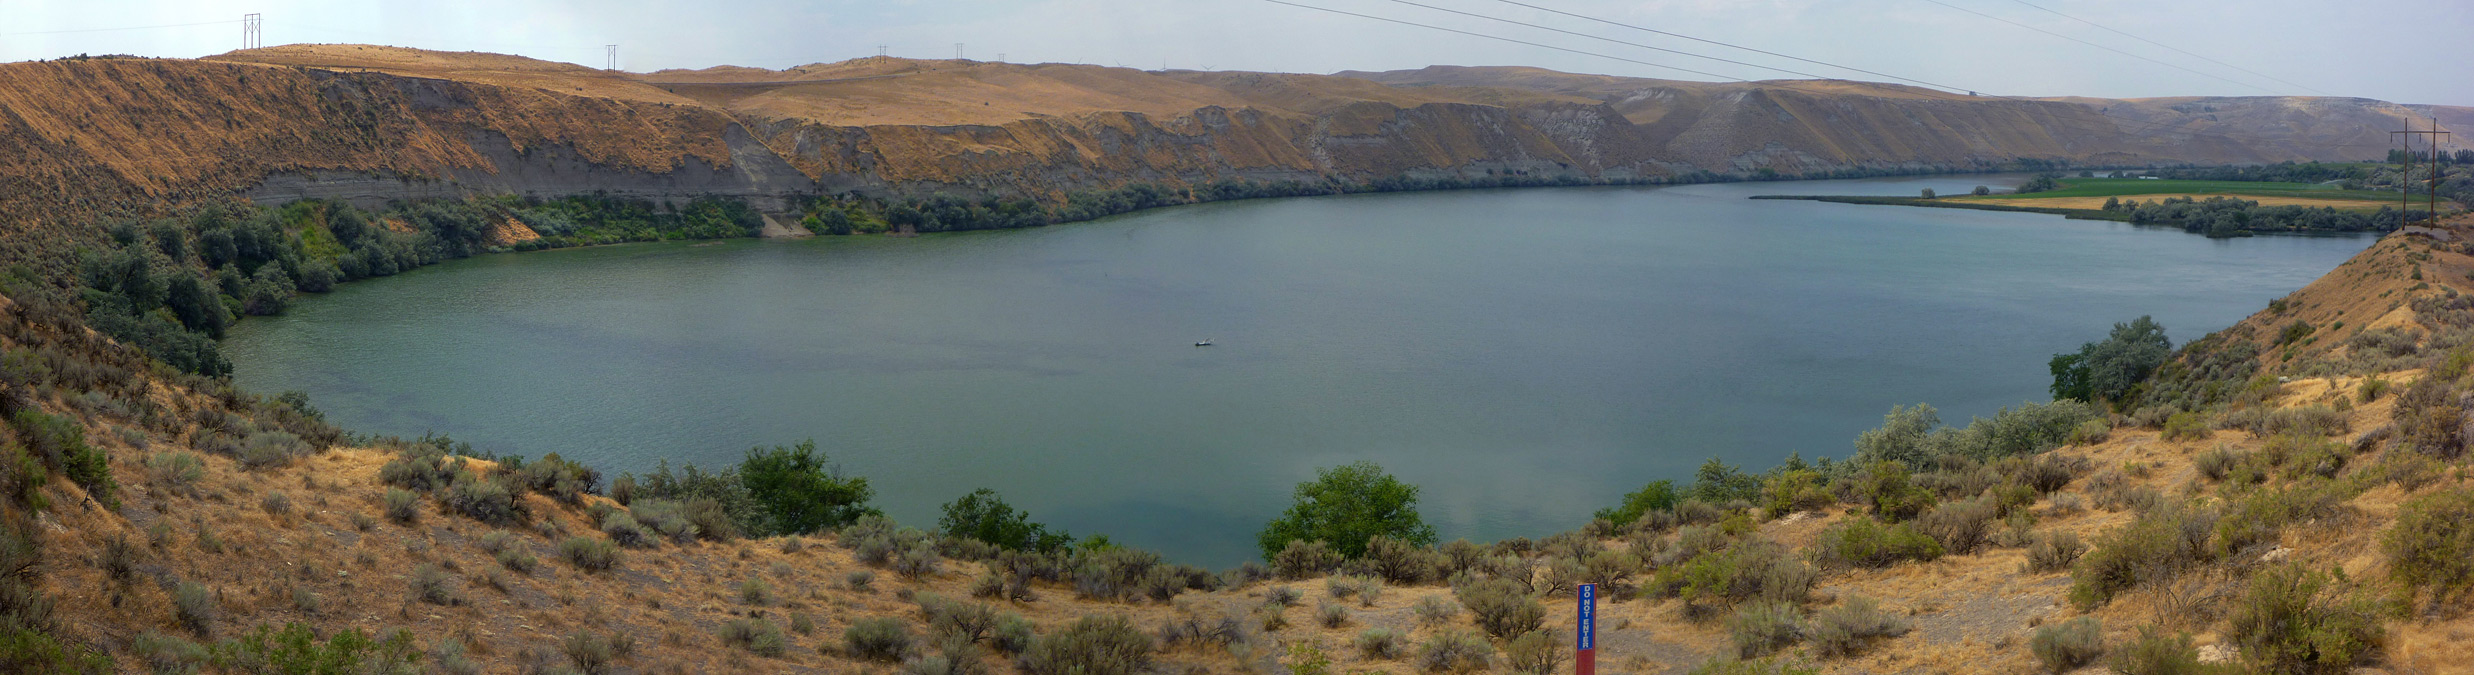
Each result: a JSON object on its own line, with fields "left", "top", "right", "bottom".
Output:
{"left": 1919, "top": 0, "right": 2275, "bottom": 95}
{"left": 1486, "top": 0, "right": 1974, "bottom": 95}
{"left": 1383, "top": 0, "right": 1846, "bottom": 85}
{"left": 1263, "top": 0, "right": 2395, "bottom": 153}
{"left": 0, "top": 19, "right": 241, "bottom": 37}
{"left": 2004, "top": 0, "right": 2329, "bottom": 96}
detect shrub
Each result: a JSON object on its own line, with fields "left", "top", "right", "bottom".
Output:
{"left": 1416, "top": 629, "right": 1493, "bottom": 673}
{"left": 2029, "top": 616, "right": 2103, "bottom": 672}
{"left": 740, "top": 578, "right": 772, "bottom": 606}
{"left": 511, "top": 453, "right": 600, "bottom": 504}
{"left": 628, "top": 499, "right": 698, "bottom": 542}
{"left": 2383, "top": 488, "right": 2474, "bottom": 610}
{"left": 1363, "top": 535, "right": 1442, "bottom": 583}
{"left": 1596, "top": 480, "right": 1679, "bottom": 527}
{"left": 1806, "top": 597, "right": 1910, "bottom": 658}
{"left": 381, "top": 488, "right": 419, "bottom": 523}
{"left": 133, "top": 631, "right": 208, "bottom": 674}
{"left": 742, "top": 440, "right": 877, "bottom": 534}
{"left": 1727, "top": 601, "right": 1803, "bottom": 658}
{"left": 2161, "top": 412, "right": 2210, "bottom": 441}
{"left": 721, "top": 618, "right": 788, "bottom": 657}
{"left": 1859, "top": 462, "right": 1935, "bottom": 522}
{"left": 993, "top": 613, "right": 1035, "bottom": 655}
{"left": 1659, "top": 539, "right": 1816, "bottom": 613}
{"left": 100, "top": 535, "right": 138, "bottom": 582}
{"left": 2066, "top": 419, "right": 2110, "bottom": 446}
{"left": 848, "top": 569, "right": 877, "bottom": 591}
{"left": 1412, "top": 594, "right": 1460, "bottom": 627}
{"left": 443, "top": 475, "right": 521, "bottom": 524}
{"left": 2391, "top": 376, "right": 2463, "bottom": 457}
{"left": 1810, "top": 517, "right": 1941, "bottom": 569}
{"left": 562, "top": 630, "right": 616, "bottom": 674}
{"left": 2069, "top": 502, "right": 2215, "bottom": 609}
{"left": 2025, "top": 531, "right": 2086, "bottom": 573}
{"left": 210, "top": 623, "right": 420, "bottom": 674}
{"left": 1020, "top": 614, "right": 1152, "bottom": 675}
{"left": 1316, "top": 602, "right": 1349, "bottom": 628}
{"left": 1258, "top": 461, "right": 1435, "bottom": 559}
{"left": 1356, "top": 628, "right": 1406, "bottom": 660}
{"left": 2107, "top": 626, "right": 2232, "bottom": 675}
{"left": 494, "top": 546, "right": 537, "bottom": 573}
{"left": 411, "top": 563, "right": 461, "bottom": 605}
{"left": 173, "top": 581, "right": 215, "bottom": 635}
{"left": 847, "top": 616, "right": 916, "bottom": 663}
{"left": 559, "top": 536, "right": 618, "bottom": 572}
{"left": 2227, "top": 564, "right": 2386, "bottom": 673}
{"left": 1271, "top": 539, "right": 1342, "bottom": 579}
{"left": 2128, "top": 405, "right": 2179, "bottom": 429}
{"left": 145, "top": 452, "right": 204, "bottom": 488}
{"left": 1917, "top": 496, "right": 1997, "bottom": 555}
{"left": 940, "top": 488, "right": 1070, "bottom": 552}
{"left": 1264, "top": 585, "right": 1302, "bottom": 607}
{"left": 237, "top": 431, "right": 309, "bottom": 469}
{"left": 600, "top": 511, "right": 654, "bottom": 548}
{"left": 1503, "top": 629, "right": 1567, "bottom": 675}
{"left": 1455, "top": 578, "right": 1544, "bottom": 638}
{"left": 1686, "top": 657, "right": 1821, "bottom": 675}
{"left": 2358, "top": 377, "right": 2389, "bottom": 403}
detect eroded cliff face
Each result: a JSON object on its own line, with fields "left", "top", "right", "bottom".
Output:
{"left": 1, "top": 47, "right": 2458, "bottom": 262}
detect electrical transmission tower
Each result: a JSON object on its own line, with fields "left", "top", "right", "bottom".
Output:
{"left": 606, "top": 45, "right": 618, "bottom": 71}
{"left": 2393, "top": 118, "right": 2452, "bottom": 225}
{"left": 876, "top": 45, "right": 888, "bottom": 61}
{"left": 955, "top": 43, "right": 965, "bottom": 60}
{"left": 242, "top": 13, "right": 261, "bottom": 49}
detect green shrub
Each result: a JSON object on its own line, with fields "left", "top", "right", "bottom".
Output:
{"left": 940, "top": 488, "right": 1071, "bottom": 552}
{"left": 2214, "top": 479, "right": 2353, "bottom": 556}
{"left": 2029, "top": 616, "right": 2103, "bottom": 672}
{"left": 1316, "top": 602, "right": 1349, "bottom": 628}
{"left": 1416, "top": 629, "right": 1493, "bottom": 674}
{"left": 1859, "top": 462, "right": 1935, "bottom": 522}
{"left": 1503, "top": 629, "right": 1566, "bottom": 675}
{"left": 627, "top": 499, "right": 697, "bottom": 542}
{"left": 2067, "top": 419, "right": 2111, "bottom": 446}
{"left": 381, "top": 488, "right": 419, "bottom": 523}
{"left": 1258, "top": 461, "right": 1435, "bottom": 559}
{"left": 1810, "top": 517, "right": 1942, "bottom": 569}
{"left": 1657, "top": 539, "right": 1815, "bottom": 615}
{"left": 237, "top": 431, "right": 309, "bottom": 470}
{"left": 1806, "top": 596, "right": 1910, "bottom": 658}
{"left": 2107, "top": 626, "right": 2236, "bottom": 675}
{"left": 207, "top": 623, "right": 420, "bottom": 674}
{"left": 740, "top": 578, "right": 772, "bottom": 606}
{"left": 1363, "top": 535, "right": 1442, "bottom": 584}
{"left": 1454, "top": 578, "right": 1543, "bottom": 638}
{"left": 134, "top": 631, "right": 209, "bottom": 674}
{"left": 411, "top": 563, "right": 461, "bottom": 606}
{"left": 1727, "top": 601, "right": 1803, "bottom": 658}
{"left": 720, "top": 618, "right": 787, "bottom": 657}
{"left": 173, "top": 581, "right": 214, "bottom": 635}
{"left": 1595, "top": 480, "right": 1678, "bottom": 527}
{"left": 510, "top": 453, "right": 600, "bottom": 504}
{"left": 599, "top": 511, "right": 654, "bottom": 548}
{"left": 2160, "top": 411, "right": 2211, "bottom": 442}
{"left": 1917, "top": 496, "right": 1997, "bottom": 555}
{"left": 1271, "top": 539, "right": 1342, "bottom": 579}
{"left": 993, "top": 613, "right": 1035, "bottom": 654}
{"left": 2070, "top": 502, "right": 2214, "bottom": 609}
{"left": 848, "top": 569, "right": 876, "bottom": 591}
{"left": 2391, "top": 376, "right": 2463, "bottom": 457}
{"left": 847, "top": 616, "right": 915, "bottom": 662}
{"left": 1356, "top": 628, "right": 1405, "bottom": 660}
{"left": 559, "top": 537, "right": 617, "bottom": 572}
{"left": 2227, "top": 564, "right": 2387, "bottom": 673}
{"left": 2386, "top": 489, "right": 2474, "bottom": 610}
{"left": 2357, "top": 377, "right": 2388, "bottom": 403}
{"left": 12, "top": 410, "right": 117, "bottom": 508}
{"left": 1020, "top": 614, "right": 1151, "bottom": 675}
{"left": 2025, "top": 531, "right": 2086, "bottom": 573}
{"left": 443, "top": 475, "right": 520, "bottom": 525}
{"left": 146, "top": 452, "right": 204, "bottom": 488}
{"left": 561, "top": 630, "right": 616, "bottom": 674}
{"left": 741, "top": 440, "right": 877, "bottom": 534}
{"left": 1686, "top": 656, "right": 1821, "bottom": 675}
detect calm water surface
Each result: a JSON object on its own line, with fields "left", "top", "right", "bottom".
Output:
{"left": 224, "top": 176, "right": 2372, "bottom": 566}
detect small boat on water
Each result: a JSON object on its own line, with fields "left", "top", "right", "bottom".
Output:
{"left": 1195, "top": 338, "right": 1214, "bottom": 347}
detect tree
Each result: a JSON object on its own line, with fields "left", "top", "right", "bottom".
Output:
{"left": 1919, "top": 188, "right": 1936, "bottom": 199}
{"left": 1854, "top": 404, "right": 1940, "bottom": 468}
{"left": 1258, "top": 462, "right": 1434, "bottom": 559}
{"left": 1972, "top": 185, "right": 1992, "bottom": 196}
{"left": 2049, "top": 316, "right": 2171, "bottom": 404}
{"left": 939, "top": 488, "right": 1072, "bottom": 552}
{"left": 740, "top": 440, "right": 877, "bottom": 535}
{"left": 1594, "top": 480, "right": 1677, "bottom": 526}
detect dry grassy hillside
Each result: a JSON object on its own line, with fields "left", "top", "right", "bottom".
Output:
{"left": 4, "top": 214, "right": 2474, "bottom": 673}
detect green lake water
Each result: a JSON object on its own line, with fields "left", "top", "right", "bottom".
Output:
{"left": 223, "top": 176, "right": 2373, "bottom": 567}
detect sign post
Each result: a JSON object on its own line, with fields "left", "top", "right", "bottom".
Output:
{"left": 1576, "top": 583, "right": 1596, "bottom": 675}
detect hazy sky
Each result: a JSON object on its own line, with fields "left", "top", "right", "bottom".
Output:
{"left": 10, "top": 0, "right": 2471, "bottom": 105}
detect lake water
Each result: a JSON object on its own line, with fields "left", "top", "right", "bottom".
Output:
{"left": 223, "top": 176, "right": 2372, "bottom": 567}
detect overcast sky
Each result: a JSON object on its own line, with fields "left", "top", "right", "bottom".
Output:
{"left": 9, "top": 0, "right": 2470, "bottom": 106}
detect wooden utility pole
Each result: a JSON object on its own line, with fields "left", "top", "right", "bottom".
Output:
{"left": 2394, "top": 119, "right": 2450, "bottom": 225}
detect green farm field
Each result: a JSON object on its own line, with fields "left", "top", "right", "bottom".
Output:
{"left": 1975, "top": 177, "right": 2392, "bottom": 201}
